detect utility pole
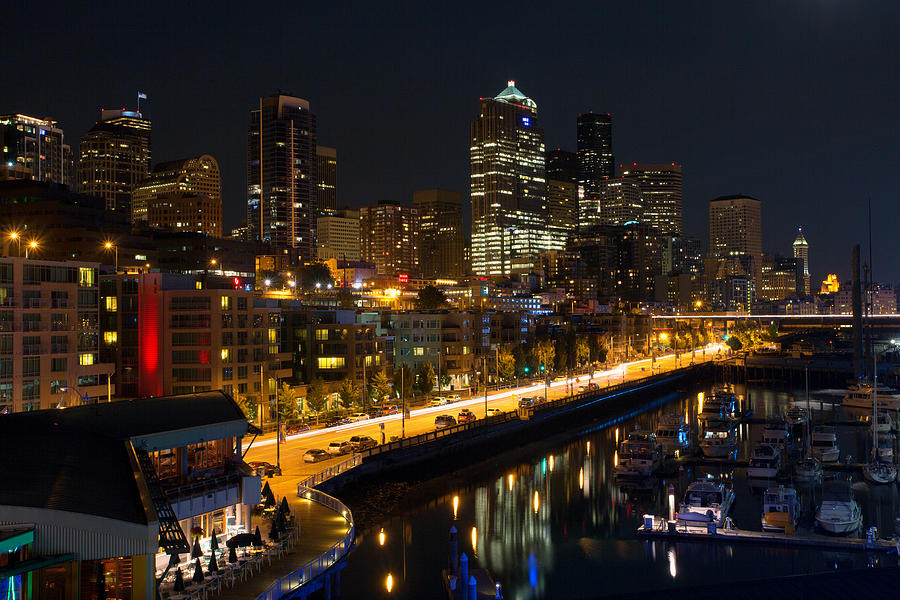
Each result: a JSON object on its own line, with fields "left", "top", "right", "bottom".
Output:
{"left": 275, "top": 378, "right": 281, "bottom": 470}
{"left": 483, "top": 355, "right": 488, "bottom": 417}
{"left": 401, "top": 367, "right": 406, "bottom": 438}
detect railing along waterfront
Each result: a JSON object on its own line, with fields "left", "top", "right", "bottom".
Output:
{"left": 297, "top": 455, "right": 362, "bottom": 489}
{"left": 254, "top": 487, "right": 354, "bottom": 600}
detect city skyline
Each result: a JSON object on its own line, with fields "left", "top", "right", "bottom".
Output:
{"left": 3, "top": 3, "right": 898, "bottom": 283}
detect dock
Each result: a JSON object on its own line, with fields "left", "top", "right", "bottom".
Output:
{"left": 636, "top": 516, "right": 899, "bottom": 552}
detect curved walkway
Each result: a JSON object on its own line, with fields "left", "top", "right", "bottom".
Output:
{"left": 216, "top": 496, "right": 350, "bottom": 600}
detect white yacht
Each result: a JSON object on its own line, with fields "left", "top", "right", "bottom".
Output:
{"left": 843, "top": 383, "right": 900, "bottom": 410}
{"left": 746, "top": 443, "right": 781, "bottom": 479}
{"left": 676, "top": 479, "right": 735, "bottom": 527}
{"left": 863, "top": 461, "right": 897, "bottom": 485}
{"left": 700, "top": 389, "right": 737, "bottom": 420}
{"left": 761, "top": 419, "right": 789, "bottom": 450}
{"left": 868, "top": 430, "right": 895, "bottom": 463}
{"left": 810, "top": 425, "right": 840, "bottom": 463}
{"left": 869, "top": 412, "right": 895, "bottom": 435}
{"left": 815, "top": 480, "right": 862, "bottom": 536}
{"left": 794, "top": 457, "right": 823, "bottom": 482}
{"left": 699, "top": 420, "right": 738, "bottom": 458}
{"left": 761, "top": 485, "right": 800, "bottom": 532}
{"left": 655, "top": 413, "right": 691, "bottom": 456}
{"left": 614, "top": 430, "right": 662, "bottom": 478}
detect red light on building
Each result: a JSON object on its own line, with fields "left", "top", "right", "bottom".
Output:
{"left": 398, "top": 273, "right": 409, "bottom": 283}
{"left": 233, "top": 277, "right": 241, "bottom": 289}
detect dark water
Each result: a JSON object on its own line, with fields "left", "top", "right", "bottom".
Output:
{"left": 340, "top": 385, "right": 900, "bottom": 599}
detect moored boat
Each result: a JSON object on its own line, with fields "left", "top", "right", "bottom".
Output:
{"left": 842, "top": 383, "right": 900, "bottom": 410}
{"left": 761, "top": 485, "right": 800, "bottom": 532}
{"left": 746, "top": 443, "right": 781, "bottom": 479}
{"left": 815, "top": 480, "right": 862, "bottom": 536}
{"left": 655, "top": 413, "right": 690, "bottom": 456}
{"left": 676, "top": 478, "right": 735, "bottom": 527}
{"left": 794, "top": 457, "right": 823, "bottom": 482}
{"left": 810, "top": 425, "right": 840, "bottom": 463}
{"left": 699, "top": 420, "right": 737, "bottom": 458}
{"left": 614, "top": 430, "right": 662, "bottom": 478}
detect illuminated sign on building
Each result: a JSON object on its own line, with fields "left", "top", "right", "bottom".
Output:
{"left": 398, "top": 273, "right": 409, "bottom": 283}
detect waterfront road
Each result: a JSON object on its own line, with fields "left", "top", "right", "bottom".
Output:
{"left": 243, "top": 346, "right": 724, "bottom": 496}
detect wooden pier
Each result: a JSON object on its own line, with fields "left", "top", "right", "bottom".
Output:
{"left": 636, "top": 516, "right": 899, "bottom": 552}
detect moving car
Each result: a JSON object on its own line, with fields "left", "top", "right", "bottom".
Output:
{"left": 349, "top": 435, "right": 378, "bottom": 451}
{"left": 327, "top": 441, "right": 353, "bottom": 455}
{"left": 247, "top": 461, "right": 280, "bottom": 477}
{"left": 486, "top": 407, "right": 502, "bottom": 417}
{"left": 347, "top": 412, "right": 370, "bottom": 422}
{"left": 518, "top": 397, "right": 534, "bottom": 409}
{"left": 378, "top": 405, "right": 400, "bottom": 416}
{"left": 434, "top": 414, "right": 457, "bottom": 429}
{"left": 457, "top": 408, "right": 476, "bottom": 423}
{"left": 302, "top": 449, "right": 329, "bottom": 463}
{"left": 285, "top": 423, "right": 311, "bottom": 435}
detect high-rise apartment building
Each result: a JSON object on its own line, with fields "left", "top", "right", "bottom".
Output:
{"left": 470, "top": 81, "right": 548, "bottom": 276}
{"left": 315, "top": 146, "right": 337, "bottom": 215}
{"left": 793, "top": 228, "right": 810, "bottom": 296}
{"left": 0, "top": 114, "right": 73, "bottom": 186}
{"left": 545, "top": 149, "right": 579, "bottom": 183}
{"left": 708, "top": 194, "right": 762, "bottom": 273}
{"left": 620, "top": 163, "right": 683, "bottom": 235}
{"left": 360, "top": 202, "right": 418, "bottom": 277}
{"left": 0, "top": 257, "right": 114, "bottom": 412}
{"left": 546, "top": 179, "right": 577, "bottom": 230}
{"left": 78, "top": 109, "right": 152, "bottom": 216}
{"left": 599, "top": 178, "right": 642, "bottom": 226}
{"left": 132, "top": 155, "right": 222, "bottom": 236}
{"left": 316, "top": 208, "right": 360, "bottom": 261}
{"left": 247, "top": 93, "right": 317, "bottom": 258}
{"left": 576, "top": 112, "right": 614, "bottom": 227}
{"left": 413, "top": 189, "right": 465, "bottom": 279}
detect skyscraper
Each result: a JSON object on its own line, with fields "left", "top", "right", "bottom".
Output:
{"left": 620, "top": 163, "right": 683, "bottom": 235}
{"left": 315, "top": 145, "right": 337, "bottom": 215}
{"left": 545, "top": 179, "right": 577, "bottom": 230}
{"left": 793, "top": 228, "right": 810, "bottom": 296}
{"left": 316, "top": 208, "right": 360, "bottom": 261}
{"left": 708, "top": 194, "right": 762, "bottom": 286}
{"left": 360, "top": 201, "right": 418, "bottom": 277}
{"left": 545, "top": 149, "right": 578, "bottom": 183}
{"left": 414, "top": 189, "right": 465, "bottom": 279}
{"left": 78, "top": 109, "right": 152, "bottom": 216}
{"left": 470, "top": 81, "right": 548, "bottom": 276}
{"left": 132, "top": 155, "right": 222, "bottom": 236}
{"left": 0, "top": 114, "right": 73, "bottom": 186}
{"left": 599, "top": 178, "right": 642, "bottom": 226}
{"left": 247, "top": 93, "right": 317, "bottom": 259}
{"left": 576, "top": 112, "right": 614, "bottom": 227}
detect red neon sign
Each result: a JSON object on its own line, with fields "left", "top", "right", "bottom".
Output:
{"left": 398, "top": 273, "right": 409, "bottom": 283}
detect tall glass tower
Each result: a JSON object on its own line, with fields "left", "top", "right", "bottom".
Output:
{"left": 470, "top": 81, "right": 557, "bottom": 276}
{"left": 793, "top": 228, "right": 810, "bottom": 296}
{"left": 576, "top": 112, "right": 614, "bottom": 227}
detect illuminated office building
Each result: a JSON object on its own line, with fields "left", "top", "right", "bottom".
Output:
{"left": 414, "top": 189, "right": 465, "bottom": 279}
{"left": 316, "top": 208, "right": 360, "bottom": 261}
{"left": 620, "top": 163, "right": 682, "bottom": 235}
{"left": 599, "top": 178, "right": 642, "bottom": 226}
{"left": 708, "top": 194, "right": 762, "bottom": 280}
{"left": 792, "top": 228, "right": 810, "bottom": 296}
{"left": 315, "top": 145, "right": 337, "bottom": 215}
{"left": 545, "top": 149, "right": 578, "bottom": 183}
{"left": 577, "top": 112, "right": 614, "bottom": 227}
{"left": 470, "top": 81, "right": 548, "bottom": 276}
{"left": 0, "top": 114, "right": 73, "bottom": 186}
{"left": 78, "top": 109, "right": 152, "bottom": 216}
{"left": 246, "top": 93, "right": 317, "bottom": 258}
{"left": 360, "top": 201, "right": 418, "bottom": 277}
{"left": 133, "top": 155, "right": 221, "bottom": 236}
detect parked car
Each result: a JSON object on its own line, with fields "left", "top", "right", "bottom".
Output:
{"left": 518, "top": 397, "right": 534, "bottom": 409}
{"left": 247, "top": 461, "right": 280, "bottom": 477}
{"left": 457, "top": 408, "right": 476, "bottom": 423}
{"left": 285, "top": 423, "right": 311, "bottom": 435}
{"left": 451, "top": 394, "right": 462, "bottom": 402}
{"left": 349, "top": 435, "right": 378, "bottom": 451}
{"left": 588, "top": 382, "right": 599, "bottom": 390}
{"left": 486, "top": 407, "right": 502, "bottom": 417}
{"left": 430, "top": 397, "right": 449, "bottom": 407}
{"left": 434, "top": 414, "right": 457, "bottom": 429}
{"left": 302, "top": 449, "right": 329, "bottom": 463}
{"left": 347, "top": 412, "right": 370, "bottom": 422}
{"left": 327, "top": 441, "right": 353, "bottom": 455}
{"left": 378, "top": 405, "right": 400, "bottom": 416}
{"left": 325, "top": 416, "right": 350, "bottom": 428}
{"left": 532, "top": 395, "right": 546, "bottom": 405}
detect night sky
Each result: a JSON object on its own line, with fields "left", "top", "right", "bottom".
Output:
{"left": 5, "top": 1, "right": 898, "bottom": 284}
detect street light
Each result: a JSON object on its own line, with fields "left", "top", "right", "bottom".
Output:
{"left": 103, "top": 241, "right": 118, "bottom": 272}
{"left": 8, "top": 231, "right": 20, "bottom": 257}
{"left": 25, "top": 240, "right": 38, "bottom": 259}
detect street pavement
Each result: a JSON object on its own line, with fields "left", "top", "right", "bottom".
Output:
{"left": 244, "top": 347, "right": 723, "bottom": 492}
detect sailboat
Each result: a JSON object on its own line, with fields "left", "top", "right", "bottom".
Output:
{"left": 794, "top": 364, "right": 823, "bottom": 482}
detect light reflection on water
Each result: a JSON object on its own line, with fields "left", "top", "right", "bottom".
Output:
{"left": 342, "top": 385, "right": 900, "bottom": 599}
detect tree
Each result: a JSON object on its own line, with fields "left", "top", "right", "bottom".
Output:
{"left": 393, "top": 365, "right": 414, "bottom": 399}
{"left": 234, "top": 392, "right": 257, "bottom": 422}
{"left": 438, "top": 372, "right": 451, "bottom": 391}
{"left": 305, "top": 378, "right": 329, "bottom": 424}
{"left": 339, "top": 377, "right": 361, "bottom": 409}
{"left": 276, "top": 382, "right": 301, "bottom": 422}
{"left": 415, "top": 361, "right": 436, "bottom": 396}
{"left": 414, "top": 285, "right": 447, "bottom": 310}
{"left": 337, "top": 287, "right": 355, "bottom": 308}
{"left": 531, "top": 339, "right": 556, "bottom": 374}
{"left": 368, "top": 371, "right": 393, "bottom": 405}
{"left": 726, "top": 336, "right": 743, "bottom": 352}
{"left": 575, "top": 337, "right": 590, "bottom": 366}
{"left": 498, "top": 347, "right": 516, "bottom": 380}
{"left": 298, "top": 262, "right": 333, "bottom": 291}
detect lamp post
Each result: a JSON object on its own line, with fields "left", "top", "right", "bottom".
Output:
{"left": 25, "top": 240, "right": 38, "bottom": 259}
{"left": 58, "top": 386, "right": 89, "bottom": 407}
{"left": 8, "top": 232, "right": 20, "bottom": 257}
{"left": 103, "top": 241, "right": 118, "bottom": 272}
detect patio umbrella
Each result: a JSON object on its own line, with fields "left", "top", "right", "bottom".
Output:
{"left": 226, "top": 533, "right": 257, "bottom": 548}
{"left": 262, "top": 482, "right": 276, "bottom": 507}
{"left": 228, "top": 545, "right": 238, "bottom": 564}
{"left": 191, "top": 558, "right": 204, "bottom": 583}
{"left": 268, "top": 518, "right": 279, "bottom": 542}
{"left": 191, "top": 538, "right": 202, "bottom": 559}
{"left": 254, "top": 525, "right": 263, "bottom": 546}
{"left": 280, "top": 496, "right": 291, "bottom": 516}
{"left": 209, "top": 529, "right": 219, "bottom": 551}
{"left": 173, "top": 568, "right": 185, "bottom": 592}
{"left": 208, "top": 552, "right": 218, "bottom": 573}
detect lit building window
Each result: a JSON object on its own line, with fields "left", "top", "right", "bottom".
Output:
{"left": 105, "top": 296, "right": 117, "bottom": 311}
{"left": 103, "top": 331, "right": 117, "bottom": 344}
{"left": 317, "top": 357, "right": 345, "bottom": 369}
{"left": 79, "top": 353, "right": 95, "bottom": 366}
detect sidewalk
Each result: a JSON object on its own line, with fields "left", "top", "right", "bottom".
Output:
{"left": 216, "top": 496, "right": 351, "bottom": 600}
